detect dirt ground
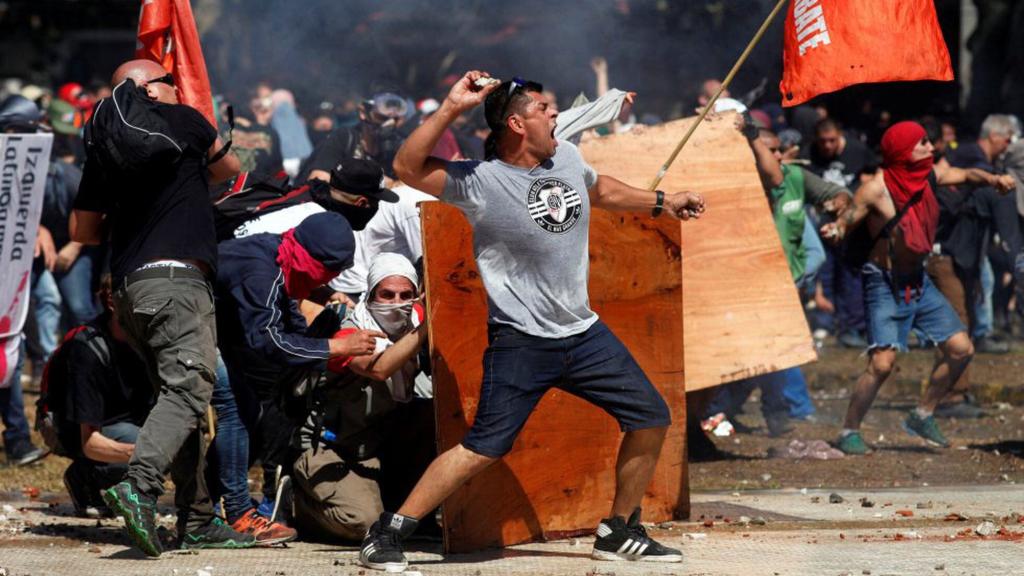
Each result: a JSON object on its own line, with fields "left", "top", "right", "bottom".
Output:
{"left": 2, "top": 343, "right": 1023, "bottom": 497}
{"left": 690, "top": 342, "right": 1024, "bottom": 491}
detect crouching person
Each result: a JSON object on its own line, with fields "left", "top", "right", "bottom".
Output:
{"left": 292, "top": 253, "right": 433, "bottom": 541}
{"left": 212, "top": 212, "right": 385, "bottom": 544}
{"left": 37, "top": 276, "right": 155, "bottom": 516}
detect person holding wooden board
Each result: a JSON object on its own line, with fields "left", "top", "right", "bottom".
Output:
{"left": 356, "top": 70, "right": 705, "bottom": 571}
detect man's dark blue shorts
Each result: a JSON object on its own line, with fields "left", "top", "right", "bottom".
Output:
{"left": 461, "top": 320, "right": 671, "bottom": 458}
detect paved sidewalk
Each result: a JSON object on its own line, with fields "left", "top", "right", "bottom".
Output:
{"left": 1, "top": 485, "right": 1021, "bottom": 576}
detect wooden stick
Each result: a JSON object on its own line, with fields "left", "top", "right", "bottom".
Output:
{"left": 648, "top": 0, "right": 789, "bottom": 191}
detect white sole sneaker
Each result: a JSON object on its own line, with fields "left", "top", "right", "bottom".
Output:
{"left": 592, "top": 549, "right": 684, "bottom": 562}
{"left": 359, "top": 553, "right": 408, "bottom": 573}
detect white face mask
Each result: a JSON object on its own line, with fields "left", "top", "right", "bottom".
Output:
{"left": 367, "top": 300, "right": 415, "bottom": 339}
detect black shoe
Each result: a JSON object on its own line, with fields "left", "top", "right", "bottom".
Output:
{"left": 934, "top": 399, "right": 986, "bottom": 419}
{"left": 102, "top": 480, "right": 163, "bottom": 557}
{"left": 837, "top": 330, "right": 868, "bottom": 349}
{"left": 592, "top": 508, "right": 683, "bottom": 563}
{"left": 179, "top": 517, "right": 256, "bottom": 550}
{"left": 64, "top": 463, "right": 110, "bottom": 518}
{"left": 765, "top": 411, "right": 794, "bottom": 437}
{"left": 359, "top": 512, "right": 419, "bottom": 572}
{"left": 975, "top": 336, "right": 1010, "bottom": 355}
{"left": 7, "top": 444, "right": 47, "bottom": 466}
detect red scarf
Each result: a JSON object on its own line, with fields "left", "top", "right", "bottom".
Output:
{"left": 880, "top": 121, "right": 938, "bottom": 255}
{"left": 276, "top": 229, "right": 338, "bottom": 300}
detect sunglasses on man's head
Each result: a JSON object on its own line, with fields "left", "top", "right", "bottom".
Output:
{"left": 498, "top": 76, "right": 535, "bottom": 121}
{"left": 146, "top": 73, "right": 175, "bottom": 87}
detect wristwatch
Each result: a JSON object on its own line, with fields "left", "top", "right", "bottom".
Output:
{"left": 652, "top": 190, "right": 664, "bottom": 218}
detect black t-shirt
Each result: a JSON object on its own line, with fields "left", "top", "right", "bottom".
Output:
{"left": 74, "top": 103, "right": 218, "bottom": 283}
{"left": 805, "top": 134, "right": 874, "bottom": 189}
{"left": 224, "top": 117, "right": 282, "bottom": 179}
{"left": 936, "top": 142, "right": 1022, "bottom": 270}
{"left": 296, "top": 127, "right": 358, "bottom": 183}
{"left": 54, "top": 322, "right": 154, "bottom": 455}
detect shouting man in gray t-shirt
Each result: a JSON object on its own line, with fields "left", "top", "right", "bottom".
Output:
{"left": 358, "top": 71, "right": 706, "bottom": 571}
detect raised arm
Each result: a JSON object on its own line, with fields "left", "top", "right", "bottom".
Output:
{"left": 588, "top": 175, "right": 705, "bottom": 221}
{"left": 393, "top": 70, "right": 498, "bottom": 196}
{"left": 740, "top": 116, "right": 784, "bottom": 190}
{"left": 207, "top": 136, "right": 241, "bottom": 185}
{"left": 933, "top": 159, "right": 1016, "bottom": 194}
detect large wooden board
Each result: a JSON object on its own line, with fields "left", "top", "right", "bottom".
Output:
{"left": 580, "top": 114, "right": 817, "bottom": 390}
{"left": 422, "top": 203, "right": 687, "bottom": 554}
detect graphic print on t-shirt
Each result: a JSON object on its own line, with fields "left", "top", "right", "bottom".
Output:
{"left": 527, "top": 177, "right": 583, "bottom": 234}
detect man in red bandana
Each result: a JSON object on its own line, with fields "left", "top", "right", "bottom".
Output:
{"left": 822, "top": 121, "right": 1016, "bottom": 455}
{"left": 212, "top": 211, "right": 386, "bottom": 542}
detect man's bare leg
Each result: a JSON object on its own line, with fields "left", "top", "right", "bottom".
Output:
{"left": 920, "top": 332, "right": 974, "bottom": 412}
{"left": 842, "top": 348, "right": 897, "bottom": 430}
{"left": 396, "top": 444, "right": 496, "bottom": 520}
{"left": 610, "top": 427, "right": 667, "bottom": 518}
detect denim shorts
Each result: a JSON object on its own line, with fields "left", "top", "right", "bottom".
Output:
{"left": 461, "top": 320, "right": 671, "bottom": 458}
{"left": 862, "top": 263, "right": 965, "bottom": 352}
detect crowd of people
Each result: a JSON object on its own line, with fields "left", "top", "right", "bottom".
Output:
{"left": 0, "top": 51, "right": 1022, "bottom": 570}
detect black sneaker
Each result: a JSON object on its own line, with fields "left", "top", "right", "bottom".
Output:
{"left": 7, "top": 444, "right": 47, "bottom": 466}
{"left": 179, "top": 517, "right": 257, "bottom": 550}
{"left": 765, "top": 411, "right": 794, "bottom": 437}
{"left": 359, "top": 512, "right": 419, "bottom": 572}
{"left": 592, "top": 508, "right": 683, "bottom": 563}
{"left": 102, "top": 480, "right": 163, "bottom": 557}
{"left": 64, "top": 463, "right": 110, "bottom": 518}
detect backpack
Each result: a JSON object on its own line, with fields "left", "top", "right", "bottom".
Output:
{"left": 212, "top": 171, "right": 313, "bottom": 241}
{"left": 35, "top": 325, "right": 111, "bottom": 458}
{"left": 841, "top": 172, "right": 937, "bottom": 269}
{"left": 83, "top": 78, "right": 186, "bottom": 174}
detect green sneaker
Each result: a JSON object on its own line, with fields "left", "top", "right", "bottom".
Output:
{"left": 835, "top": 431, "right": 870, "bottom": 455}
{"left": 180, "top": 517, "right": 257, "bottom": 550}
{"left": 903, "top": 411, "right": 950, "bottom": 447}
{"left": 102, "top": 480, "right": 163, "bottom": 557}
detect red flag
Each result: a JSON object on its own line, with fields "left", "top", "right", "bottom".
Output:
{"left": 779, "top": 0, "right": 953, "bottom": 107}
{"left": 136, "top": 0, "right": 216, "bottom": 127}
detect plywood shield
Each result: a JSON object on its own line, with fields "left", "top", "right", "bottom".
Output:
{"left": 580, "top": 114, "right": 817, "bottom": 390}
{"left": 422, "top": 203, "right": 687, "bottom": 554}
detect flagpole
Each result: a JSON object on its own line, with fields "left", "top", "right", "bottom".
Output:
{"left": 648, "top": 0, "right": 789, "bottom": 191}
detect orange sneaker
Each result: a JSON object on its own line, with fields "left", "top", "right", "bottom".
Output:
{"left": 230, "top": 509, "right": 297, "bottom": 545}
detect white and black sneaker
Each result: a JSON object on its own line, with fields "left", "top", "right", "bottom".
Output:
{"left": 359, "top": 512, "right": 419, "bottom": 572}
{"left": 592, "top": 508, "right": 683, "bottom": 563}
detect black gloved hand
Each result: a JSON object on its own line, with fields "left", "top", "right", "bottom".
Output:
{"left": 741, "top": 111, "right": 760, "bottom": 142}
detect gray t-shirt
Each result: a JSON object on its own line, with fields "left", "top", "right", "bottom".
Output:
{"left": 442, "top": 140, "right": 600, "bottom": 338}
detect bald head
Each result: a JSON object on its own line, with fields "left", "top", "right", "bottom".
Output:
{"left": 112, "top": 59, "right": 165, "bottom": 85}
{"left": 111, "top": 59, "right": 177, "bottom": 104}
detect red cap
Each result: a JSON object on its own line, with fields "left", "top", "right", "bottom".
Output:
{"left": 57, "top": 82, "right": 94, "bottom": 110}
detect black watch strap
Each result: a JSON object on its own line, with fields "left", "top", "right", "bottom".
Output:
{"left": 652, "top": 190, "right": 665, "bottom": 218}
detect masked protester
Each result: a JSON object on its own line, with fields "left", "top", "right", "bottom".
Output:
{"left": 209, "top": 212, "right": 386, "bottom": 545}
{"left": 296, "top": 92, "right": 410, "bottom": 183}
{"left": 822, "top": 121, "right": 1016, "bottom": 456}
{"left": 291, "top": 252, "right": 433, "bottom": 542}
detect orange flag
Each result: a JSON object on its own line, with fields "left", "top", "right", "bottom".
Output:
{"left": 136, "top": 0, "right": 216, "bottom": 127}
{"left": 779, "top": 0, "right": 953, "bottom": 107}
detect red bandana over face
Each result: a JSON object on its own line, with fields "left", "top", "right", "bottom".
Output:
{"left": 880, "top": 121, "right": 938, "bottom": 255}
{"left": 276, "top": 229, "right": 338, "bottom": 300}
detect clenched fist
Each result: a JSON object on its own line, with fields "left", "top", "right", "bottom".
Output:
{"left": 664, "top": 191, "right": 706, "bottom": 221}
